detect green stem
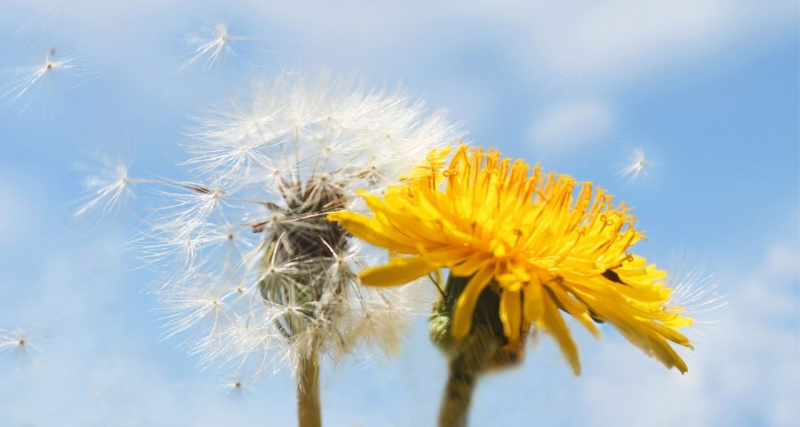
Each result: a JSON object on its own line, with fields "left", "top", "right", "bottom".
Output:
{"left": 438, "top": 328, "right": 498, "bottom": 427}
{"left": 297, "top": 353, "right": 322, "bottom": 427}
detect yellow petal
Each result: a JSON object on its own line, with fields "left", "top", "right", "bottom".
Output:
{"left": 546, "top": 283, "right": 600, "bottom": 338}
{"left": 450, "top": 252, "right": 490, "bottom": 276}
{"left": 500, "top": 289, "right": 522, "bottom": 343}
{"left": 647, "top": 320, "right": 693, "bottom": 348}
{"left": 420, "top": 246, "right": 474, "bottom": 266}
{"left": 523, "top": 275, "right": 545, "bottom": 324}
{"left": 451, "top": 263, "right": 494, "bottom": 339}
{"left": 328, "top": 211, "right": 416, "bottom": 252}
{"left": 360, "top": 256, "right": 437, "bottom": 287}
{"left": 645, "top": 333, "right": 689, "bottom": 374}
{"left": 400, "top": 145, "right": 452, "bottom": 181}
{"left": 542, "top": 296, "right": 581, "bottom": 375}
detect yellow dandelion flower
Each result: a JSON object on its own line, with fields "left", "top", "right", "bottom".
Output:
{"left": 328, "top": 145, "right": 693, "bottom": 375}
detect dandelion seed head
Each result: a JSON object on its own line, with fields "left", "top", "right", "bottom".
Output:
{"left": 147, "top": 72, "right": 459, "bottom": 376}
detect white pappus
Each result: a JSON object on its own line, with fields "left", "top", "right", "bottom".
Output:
{"left": 133, "top": 72, "right": 461, "bottom": 378}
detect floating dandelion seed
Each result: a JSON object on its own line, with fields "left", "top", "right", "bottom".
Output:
{"left": 659, "top": 258, "right": 725, "bottom": 367}
{"left": 76, "top": 72, "right": 459, "bottom": 425}
{"left": 73, "top": 155, "right": 142, "bottom": 220}
{"left": 330, "top": 145, "right": 694, "bottom": 425}
{"left": 617, "top": 148, "right": 653, "bottom": 184}
{"left": 220, "top": 373, "right": 252, "bottom": 396}
{"left": 74, "top": 159, "right": 129, "bottom": 217}
{"left": 0, "top": 328, "right": 42, "bottom": 367}
{"left": 1, "top": 45, "right": 93, "bottom": 114}
{"left": 667, "top": 259, "right": 727, "bottom": 326}
{"left": 178, "top": 23, "right": 254, "bottom": 72}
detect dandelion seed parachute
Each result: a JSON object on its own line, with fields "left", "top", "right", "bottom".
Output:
{"left": 178, "top": 23, "right": 253, "bottom": 72}
{"left": 0, "top": 327, "right": 42, "bottom": 367}
{"left": 665, "top": 256, "right": 726, "bottom": 344}
{"left": 73, "top": 156, "right": 133, "bottom": 219}
{"left": 2, "top": 45, "right": 94, "bottom": 114}
{"left": 330, "top": 144, "right": 694, "bottom": 375}
{"left": 617, "top": 148, "right": 652, "bottom": 185}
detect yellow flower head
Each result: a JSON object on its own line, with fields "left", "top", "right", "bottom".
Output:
{"left": 328, "top": 145, "right": 693, "bottom": 375}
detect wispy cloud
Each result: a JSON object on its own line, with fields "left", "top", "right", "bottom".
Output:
{"left": 450, "top": 0, "right": 797, "bottom": 86}
{"left": 528, "top": 99, "right": 613, "bottom": 151}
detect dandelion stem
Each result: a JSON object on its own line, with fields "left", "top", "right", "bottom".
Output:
{"left": 297, "top": 352, "right": 322, "bottom": 427}
{"left": 433, "top": 275, "right": 520, "bottom": 426}
{"left": 438, "top": 326, "right": 497, "bottom": 427}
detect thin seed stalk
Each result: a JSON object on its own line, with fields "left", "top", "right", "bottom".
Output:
{"left": 256, "top": 178, "right": 350, "bottom": 427}
{"left": 297, "top": 352, "right": 322, "bottom": 427}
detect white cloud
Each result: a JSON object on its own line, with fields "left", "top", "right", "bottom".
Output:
{"left": 450, "top": 0, "right": 797, "bottom": 86}
{"left": 528, "top": 99, "right": 613, "bottom": 151}
{"left": 518, "top": 1, "right": 730, "bottom": 80}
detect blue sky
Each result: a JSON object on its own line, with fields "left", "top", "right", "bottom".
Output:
{"left": 0, "top": 1, "right": 798, "bottom": 426}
